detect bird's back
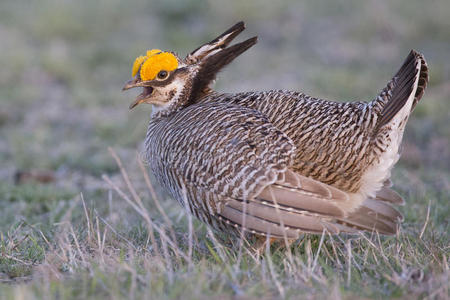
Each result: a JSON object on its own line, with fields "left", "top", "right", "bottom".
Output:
{"left": 197, "top": 50, "right": 428, "bottom": 199}
{"left": 200, "top": 90, "right": 380, "bottom": 193}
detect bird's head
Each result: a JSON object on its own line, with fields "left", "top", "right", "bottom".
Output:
{"left": 123, "top": 22, "right": 257, "bottom": 114}
{"left": 122, "top": 49, "right": 187, "bottom": 111}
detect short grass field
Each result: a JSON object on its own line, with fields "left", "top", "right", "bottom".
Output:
{"left": 0, "top": 0, "right": 449, "bottom": 299}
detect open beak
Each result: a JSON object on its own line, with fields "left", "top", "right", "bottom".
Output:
{"left": 128, "top": 86, "right": 154, "bottom": 109}
{"left": 122, "top": 78, "right": 154, "bottom": 110}
{"left": 128, "top": 98, "right": 145, "bottom": 109}
{"left": 122, "top": 78, "right": 140, "bottom": 91}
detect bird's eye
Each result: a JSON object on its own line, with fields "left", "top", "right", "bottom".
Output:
{"left": 157, "top": 70, "right": 169, "bottom": 80}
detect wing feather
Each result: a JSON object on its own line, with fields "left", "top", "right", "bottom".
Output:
{"left": 218, "top": 170, "right": 403, "bottom": 236}
{"left": 148, "top": 102, "right": 404, "bottom": 238}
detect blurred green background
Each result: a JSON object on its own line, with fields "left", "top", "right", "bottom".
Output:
{"left": 1, "top": 0, "right": 449, "bottom": 183}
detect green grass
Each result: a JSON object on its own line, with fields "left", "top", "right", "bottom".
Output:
{"left": 0, "top": 0, "right": 449, "bottom": 299}
{"left": 0, "top": 154, "right": 447, "bottom": 299}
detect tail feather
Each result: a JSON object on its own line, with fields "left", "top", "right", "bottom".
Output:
{"left": 374, "top": 50, "right": 429, "bottom": 131}
{"left": 375, "top": 186, "right": 404, "bottom": 205}
{"left": 340, "top": 198, "right": 402, "bottom": 235}
{"left": 413, "top": 54, "right": 429, "bottom": 110}
{"left": 362, "top": 198, "right": 403, "bottom": 222}
{"left": 340, "top": 207, "right": 397, "bottom": 235}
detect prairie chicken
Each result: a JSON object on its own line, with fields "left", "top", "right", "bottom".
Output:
{"left": 123, "top": 22, "right": 428, "bottom": 240}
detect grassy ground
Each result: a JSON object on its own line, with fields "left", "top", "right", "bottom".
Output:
{"left": 0, "top": 0, "right": 449, "bottom": 299}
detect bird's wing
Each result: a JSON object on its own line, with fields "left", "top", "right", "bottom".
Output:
{"left": 219, "top": 169, "right": 402, "bottom": 238}
{"left": 151, "top": 102, "right": 401, "bottom": 238}
{"left": 152, "top": 101, "right": 295, "bottom": 201}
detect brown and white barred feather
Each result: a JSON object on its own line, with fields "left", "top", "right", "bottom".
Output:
{"left": 145, "top": 101, "right": 403, "bottom": 237}
{"left": 195, "top": 50, "right": 428, "bottom": 214}
{"left": 140, "top": 22, "right": 428, "bottom": 238}
{"left": 200, "top": 91, "right": 379, "bottom": 194}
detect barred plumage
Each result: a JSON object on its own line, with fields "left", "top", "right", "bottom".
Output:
{"left": 123, "top": 22, "right": 428, "bottom": 240}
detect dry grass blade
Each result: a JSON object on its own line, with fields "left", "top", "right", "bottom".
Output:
{"left": 268, "top": 185, "right": 294, "bottom": 265}
{"left": 180, "top": 183, "right": 194, "bottom": 268}
{"left": 80, "top": 193, "right": 92, "bottom": 241}
{"left": 108, "top": 148, "right": 141, "bottom": 206}
{"left": 419, "top": 199, "right": 431, "bottom": 239}
{"left": 137, "top": 155, "right": 179, "bottom": 247}
{"left": 346, "top": 239, "right": 352, "bottom": 287}
{"left": 102, "top": 174, "right": 159, "bottom": 254}
{"left": 1, "top": 254, "right": 33, "bottom": 266}
{"left": 69, "top": 226, "right": 87, "bottom": 267}
{"left": 236, "top": 198, "right": 247, "bottom": 271}
{"left": 312, "top": 229, "right": 326, "bottom": 272}
{"left": 104, "top": 148, "right": 160, "bottom": 256}
{"left": 102, "top": 174, "right": 190, "bottom": 262}
{"left": 95, "top": 212, "right": 136, "bottom": 250}
{"left": 160, "top": 229, "right": 174, "bottom": 283}
{"left": 265, "top": 237, "right": 285, "bottom": 298}
{"left": 206, "top": 227, "right": 227, "bottom": 263}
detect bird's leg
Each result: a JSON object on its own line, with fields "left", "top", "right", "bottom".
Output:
{"left": 249, "top": 236, "right": 277, "bottom": 257}
{"left": 251, "top": 236, "right": 298, "bottom": 257}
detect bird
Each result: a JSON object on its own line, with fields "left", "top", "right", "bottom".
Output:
{"left": 123, "top": 21, "right": 428, "bottom": 241}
